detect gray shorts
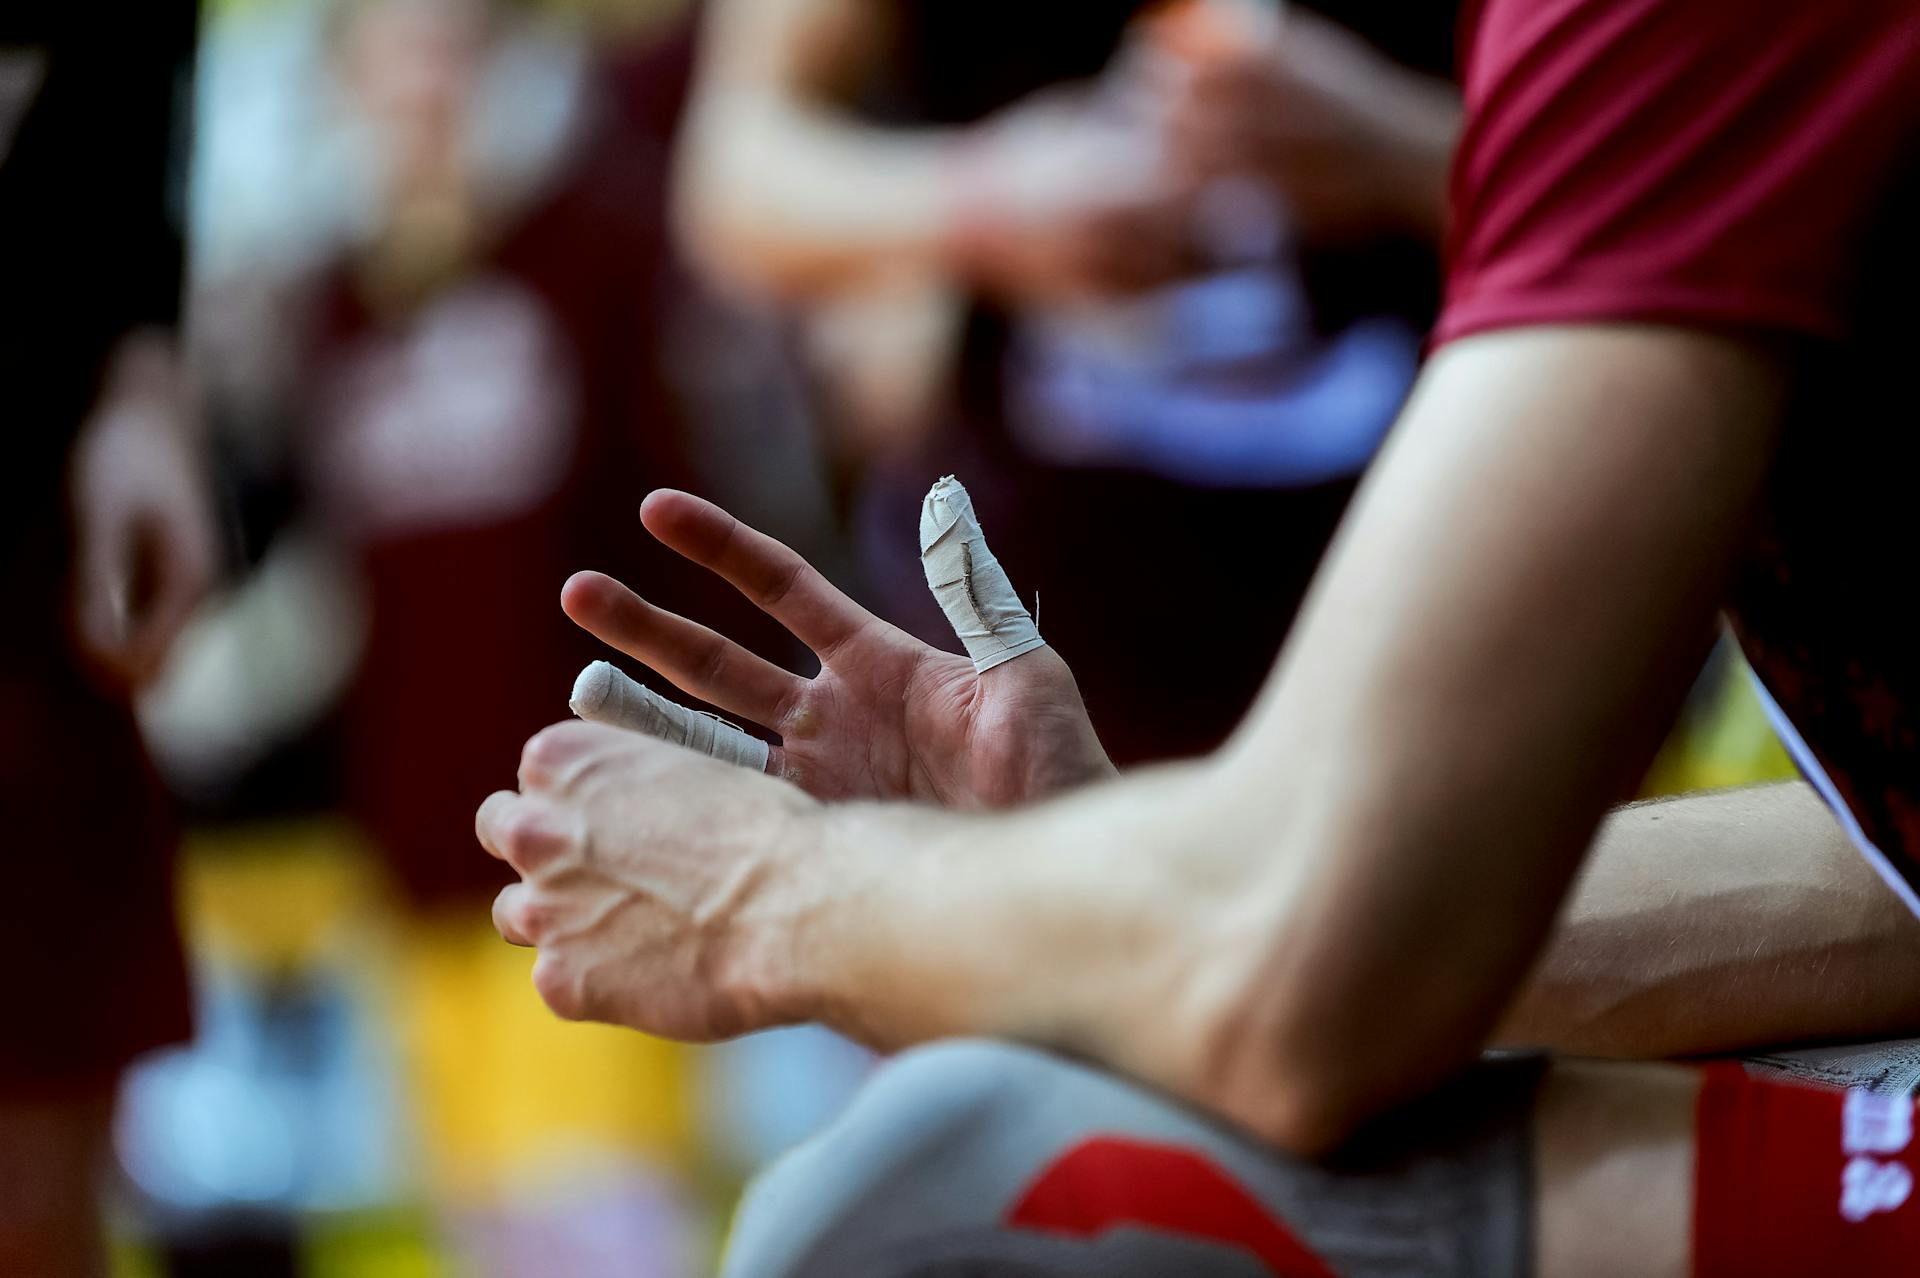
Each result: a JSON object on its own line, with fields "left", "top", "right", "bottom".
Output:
{"left": 723, "top": 1040, "right": 1538, "bottom": 1277}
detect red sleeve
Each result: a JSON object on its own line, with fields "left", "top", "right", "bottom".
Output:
{"left": 1435, "top": 0, "right": 1920, "bottom": 348}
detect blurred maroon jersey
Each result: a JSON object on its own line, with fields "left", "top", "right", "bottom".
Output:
{"left": 298, "top": 35, "right": 797, "bottom": 908}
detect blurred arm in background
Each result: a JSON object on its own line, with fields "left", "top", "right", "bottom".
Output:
{"left": 675, "top": 0, "right": 1459, "bottom": 304}
{"left": 1149, "top": 0, "right": 1460, "bottom": 244}
{"left": 675, "top": 0, "right": 1461, "bottom": 448}
{"left": 674, "top": 0, "right": 1193, "bottom": 306}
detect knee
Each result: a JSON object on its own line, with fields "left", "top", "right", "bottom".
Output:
{"left": 723, "top": 1039, "right": 1059, "bottom": 1277}
{"left": 842, "top": 1037, "right": 1064, "bottom": 1139}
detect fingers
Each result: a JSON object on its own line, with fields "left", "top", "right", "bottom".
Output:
{"left": 493, "top": 882, "right": 533, "bottom": 946}
{"left": 561, "top": 570, "right": 804, "bottom": 728}
{"left": 476, "top": 788, "right": 575, "bottom": 875}
{"left": 516, "top": 718, "right": 630, "bottom": 793}
{"left": 919, "top": 476, "right": 1048, "bottom": 673}
{"left": 476, "top": 790, "right": 515, "bottom": 860}
{"left": 639, "top": 490, "right": 875, "bottom": 661}
{"left": 569, "top": 660, "right": 771, "bottom": 773}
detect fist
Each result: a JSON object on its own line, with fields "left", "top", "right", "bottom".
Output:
{"left": 478, "top": 720, "right": 820, "bottom": 1039}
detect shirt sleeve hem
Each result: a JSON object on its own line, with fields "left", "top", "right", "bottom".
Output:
{"left": 1432, "top": 285, "right": 1846, "bottom": 350}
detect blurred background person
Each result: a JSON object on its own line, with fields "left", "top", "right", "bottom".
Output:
{"left": 675, "top": 0, "right": 1459, "bottom": 762}
{"left": 0, "top": 3, "right": 216, "bottom": 1273}
{"left": 133, "top": 0, "right": 838, "bottom": 1271}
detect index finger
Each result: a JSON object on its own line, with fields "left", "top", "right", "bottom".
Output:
{"left": 640, "top": 490, "right": 875, "bottom": 661}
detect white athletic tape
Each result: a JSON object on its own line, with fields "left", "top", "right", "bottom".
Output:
{"left": 570, "top": 660, "right": 770, "bottom": 771}
{"left": 919, "top": 475, "right": 1046, "bottom": 673}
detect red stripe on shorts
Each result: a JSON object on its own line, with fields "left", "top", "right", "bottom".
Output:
{"left": 1007, "top": 1135, "right": 1336, "bottom": 1276}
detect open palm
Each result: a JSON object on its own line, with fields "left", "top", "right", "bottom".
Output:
{"left": 561, "top": 490, "right": 1114, "bottom": 809}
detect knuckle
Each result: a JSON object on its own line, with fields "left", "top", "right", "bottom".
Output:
{"left": 532, "top": 955, "right": 586, "bottom": 1021}
{"left": 519, "top": 722, "right": 589, "bottom": 787}
{"left": 500, "top": 808, "right": 561, "bottom": 864}
{"left": 512, "top": 895, "right": 551, "bottom": 943}
{"left": 493, "top": 909, "right": 521, "bottom": 944}
{"left": 758, "top": 556, "right": 807, "bottom": 611}
{"left": 695, "top": 638, "right": 730, "bottom": 689}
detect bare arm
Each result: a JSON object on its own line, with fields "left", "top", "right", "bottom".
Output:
{"left": 541, "top": 491, "right": 1920, "bottom": 1071}
{"left": 724, "top": 326, "right": 1780, "bottom": 1154}
{"left": 678, "top": 0, "right": 1462, "bottom": 303}
{"left": 480, "top": 324, "right": 1800, "bottom": 1156}
{"left": 677, "top": 0, "right": 1205, "bottom": 306}
{"left": 1501, "top": 779, "right": 1920, "bottom": 1058}
{"left": 673, "top": 0, "right": 950, "bottom": 297}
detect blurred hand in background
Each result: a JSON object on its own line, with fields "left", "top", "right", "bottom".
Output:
{"left": 1142, "top": 0, "right": 1460, "bottom": 243}
{"left": 68, "top": 329, "right": 217, "bottom": 689}
{"left": 942, "top": 84, "right": 1205, "bottom": 303}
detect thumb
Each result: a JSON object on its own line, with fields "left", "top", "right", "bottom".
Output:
{"left": 918, "top": 476, "right": 1047, "bottom": 674}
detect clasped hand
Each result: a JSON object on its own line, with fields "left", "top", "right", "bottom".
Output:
{"left": 476, "top": 488, "right": 1110, "bottom": 1036}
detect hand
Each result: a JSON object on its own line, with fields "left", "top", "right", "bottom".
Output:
{"left": 560, "top": 489, "right": 1114, "bottom": 808}
{"left": 68, "top": 332, "right": 217, "bottom": 688}
{"left": 1139, "top": 1, "right": 1460, "bottom": 243}
{"left": 944, "top": 86, "right": 1205, "bottom": 302}
{"left": 478, "top": 721, "right": 822, "bottom": 1038}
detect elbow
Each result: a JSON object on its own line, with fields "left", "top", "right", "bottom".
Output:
{"left": 1172, "top": 929, "right": 1458, "bottom": 1160}
{"left": 1162, "top": 961, "right": 1376, "bottom": 1158}
{"left": 1195, "top": 1029, "right": 1380, "bottom": 1161}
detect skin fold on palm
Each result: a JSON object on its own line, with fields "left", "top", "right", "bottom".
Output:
{"left": 560, "top": 488, "right": 1115, "bottom": 811}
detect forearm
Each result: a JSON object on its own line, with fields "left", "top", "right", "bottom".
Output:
{"left": 1167, "top": 330, "right": 1782, "bottom": 1146}
{"left": 1501, "top": 780, "right": 1920, "bottom": 1057}
{"left": 675, "top": 0, "right": 968, "bottom": 300}
{"left": 767, "top": 329, "right": 1785, "bottom": 1158}
{"left": 676, "top": 99, "right": 968, "bottom": 299}
{"left": 783, "top": 760, "right": 1265, "bottom": 1094}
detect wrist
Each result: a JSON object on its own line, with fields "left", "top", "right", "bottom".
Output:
{"left": 719, "top": 801, "right": 892, "bottom": 1034}
{"left": 761, "top": 800, "right": 997, "bottom": 1050}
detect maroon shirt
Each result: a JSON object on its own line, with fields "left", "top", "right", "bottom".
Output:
{"left": 1437, "top": 0, "right": 1920, "bottom": 903}
{"left": 300, "top": 53, "right": 795, "bottom": 908}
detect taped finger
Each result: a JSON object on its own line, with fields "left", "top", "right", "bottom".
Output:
{"left": 919, "top": 476, "right": 1047, "bottom": 673}
{"left": 571, "top": 660, "right": 771, "bottom": 772}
